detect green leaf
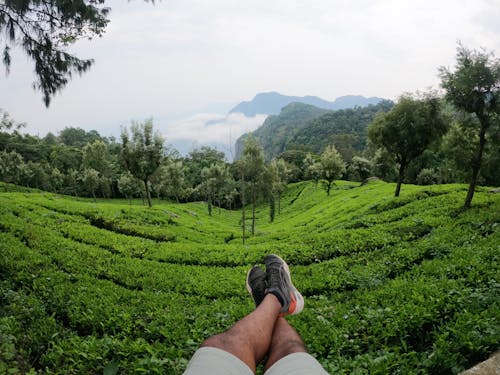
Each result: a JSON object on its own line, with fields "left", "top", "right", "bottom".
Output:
{"left": 103, "top": 362, "right": 119, "bottom": 375}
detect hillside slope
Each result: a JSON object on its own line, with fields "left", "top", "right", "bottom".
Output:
{"left": 235, "top": 102, "right": 329, "bottom": 159}
{"left": 0, "top": 181, "right": 498, "bottom": 374}
{"left": 235, "top": 100, "right": 393, "bottom": 160}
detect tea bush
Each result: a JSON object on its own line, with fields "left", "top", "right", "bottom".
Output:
{"left": 0, "top": 180, "right": 498, "bottom": 374}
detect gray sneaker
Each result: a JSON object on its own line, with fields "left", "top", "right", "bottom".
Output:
{"left": 246, "top": 266, "right": 267, "bottom": 307}
{"left": 264, "top": 254, "right": 304, "bottom": 315}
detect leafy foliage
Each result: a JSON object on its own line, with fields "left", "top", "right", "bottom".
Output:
{"left": 0, "top": 179, "right": 498, "bottom": 374}
{"left": 0, "top": 0, "right": 110, "bottom": 106}
{"left": 121, "top": 119, "right": 165, "bottom": 207}
{"left": 290, "top": 100, "right": 394, "bottom": 159}
{"left": 235, "top": 103, "right": 329, "bottom": 160}
{"left": 368, "top": 94, "right": 448, "bottom": 197}
{"left": 319, "top": 144, "right": 346, "bottom": 195}
{"left": 439, "top": 44, "right": 500, "bottom": 208}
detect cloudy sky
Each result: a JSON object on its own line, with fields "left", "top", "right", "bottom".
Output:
{"left": 1, "top": 0, "right": 499, "bottom": 157}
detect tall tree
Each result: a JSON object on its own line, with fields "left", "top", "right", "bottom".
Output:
{"left": 240, "top": 136, "right": 266, "bottom": 235}
{"left": 165, "top": 160, "right": 188, "bottom": 203}
{"left": 268, "top": 158, "right": 289, "bottom": 216}
{"left": 80, "top": 167, "right": 99, "bottom": 200}
{"left": 82, "top": 140, "right": 112, "bottom": 197}
{"left": 117, "top": 172, "right": 142, "bottom": 204}
{"left": 121, "top": 119, "right": 165, "bottom": 208}
{"left": 439, "top": 44, "right": 500, "bottom": 208}
{"left": 368, "top": 93, "right": 448, "bottom": 197}
{"left": 184, "top": 146, "right": 225, "bottom": 194}
{"left": 319, "top": 144, "right": 346, "bottom": 196}
{"left": 0, "top": 150, "right": 23, "bottom": 184}
{"left": 233, "top": 159, "right": 247, "bottom": 244}
{"left": 1, "top": 0, "right": 110, "bottom": 106}
{"left": 303, "top": 152, "right": 322, "bottom": 187}
{"left": 199, "top": 163, "right": 233, "bottom": 215}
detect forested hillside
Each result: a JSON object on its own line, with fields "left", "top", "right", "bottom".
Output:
{"left": 235, "top": 101, "right": 393, "bottom": 161}
{"left": 290, "top": 100, "right": 394, "bottom": 158}
{"left": 1, "top": 180, "right": 498, "bottom": 374}
{"left": 235, "top": 102, "right": 329, "bottom": 160}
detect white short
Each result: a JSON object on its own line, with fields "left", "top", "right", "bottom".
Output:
{"left": 183, "top": 347, "right": 329, "bottom": 375}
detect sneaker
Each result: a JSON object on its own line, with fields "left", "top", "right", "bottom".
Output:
{"left": 246, "top": 266, "right": 267, "bottom": 307}
{"left": 264, "top": 254, "right": 304, "bottom": 315}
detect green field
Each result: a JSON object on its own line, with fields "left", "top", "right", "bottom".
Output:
{"left": 1, "top": 180, "right": 499, "bottom": 374}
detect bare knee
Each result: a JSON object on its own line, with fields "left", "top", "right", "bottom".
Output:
{"left": 277, "top": 339, "right": 307, "bottom": 357}
{"left": 201, "top": 334, "right": 226, "bottom": 349}
{"left": 201, "top": 332, "right": 248, "bottom": 352}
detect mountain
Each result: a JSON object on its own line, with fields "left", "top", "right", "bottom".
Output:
{"left": 288, "top": 100, "right": 394, "bottom": 159}
{"left": 235, "top": 100, "right": 394, "bottom": 160}
{"left": 234, "top": 102, "right": 329, "bottom": 159}
{"left": 230, "top": 91, "right": 384, "bottom": 116}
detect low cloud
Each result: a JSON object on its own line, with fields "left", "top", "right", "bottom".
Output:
{"left": 162, "top": 112, "right": 267, "bottom": 159}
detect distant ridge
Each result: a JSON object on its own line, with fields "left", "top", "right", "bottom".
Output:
{"left": 230, "top": 91, "right": 384, "bottom": 116}
{"left": 234, "top": 100, "right": 393, "bottom": 160}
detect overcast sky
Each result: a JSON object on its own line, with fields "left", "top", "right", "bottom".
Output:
{"left": 1, "top": 0, "right": 500, "bottom": 157}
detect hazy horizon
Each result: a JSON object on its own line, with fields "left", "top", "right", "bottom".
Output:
{"left": 1, "top": 0, "right": 499, "bottom": 156}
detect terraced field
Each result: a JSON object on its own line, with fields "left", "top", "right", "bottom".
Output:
{"left": 1, "top": 180, "right": 499, "bottom": 374}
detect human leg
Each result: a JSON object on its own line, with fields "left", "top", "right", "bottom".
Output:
{"left": 201, "top": 293, "right": 281, "bottom": 372}
{"left": 261, "top": 256, "right": 328, "bottom": 374}
{"left": 183, "top": 254, "right": 309, "bottom": 375}
{"left": 264, "top": 317, "right": 307, "bottom": 370}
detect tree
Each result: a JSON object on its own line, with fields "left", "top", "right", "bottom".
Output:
{"left": 80, "top": 167, "right": 99, "bottom": 200}
{"left": 371, "top": 147, "right": 398, "bottom": 181}
{"left": 117, "top": 172, "right": 142, "bottom": 204}
{"left": 368, "top": 94, "right": 448, "bottom": 197}
{"left": 184, "top": 146, "right": 225, "bottom": 195}
{"left": 347, "top": 156, "right": 373, "bottom": 182}
{"left": 240, "top": 136, "right": 267, "bottom": 235}
{"left": 303, "top": 152, "right": 322, "bottom": 187}
{"left": 233, "top": 159, "right": 247, "bottom": 244}
{"left": 319, "top": 145, "right": 345, "bottom": 195}
{"left": 59, "top": 127, "right": 102, "bottom": 147}
{"left": 165, "top": 160, "right": 188, "bottom": 203}
{"left": 439, "top": 44, "right": 500, "bottom": 208}
{"left": 268, "top": 158, "right": 289, "bottom": 216}
{"left": 0, "top": 150, "right": 23, "bottom": 184}
{"left": 18, "top": 161, "right": 34, "bottom": 187}
{"left": 29, "top": 161, "right": 50, "bottom": 190}
{"left": 83, "top": 140, "right": 112, "bottom": 197}
{"left": 50, "top": 167, "right": 64, "bottom": 192}
{"left": 64, "top": 168, "right": 80, "bottom": 196}
{"left": 1, "top": 0, "right": 110, "bottom": 106}
{"left": 0, "top": 109, "right": 25, "bottom": 131}
{"left": 121, "top": 119, "right": 165, "bottom": 208}
{"left": 199, "top": 163, "right": 233, "bottom": 215}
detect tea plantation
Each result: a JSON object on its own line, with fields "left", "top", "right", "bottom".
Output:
{"left": 0, "top": 180, "right": 498, "bottom": 374}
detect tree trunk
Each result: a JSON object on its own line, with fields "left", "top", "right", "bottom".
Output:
{"left": 144, "top": 179, "right": 152, "bottom": 207}
{"left": 251, "top": 189, "right": 256, "bottom": 235}
{"left": 395, "top": 162, "right": 406, "bottom": 197}
{"left": 277, "top": 192, "right": 281, "bottom": 215}
{"left": 464, "top": 122, "right": 487, "bottom": 209}
{"left": 269, "top": 195, "right": 275, "bottom": 223}
{"left": 241, "top": 175, "right": 246, "bottom": 245}
{"left": 207, "top": 197, "right": 212, "bottom": 216}
{"left": 326, "top": 180, "right": 332, "bottom": 196}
